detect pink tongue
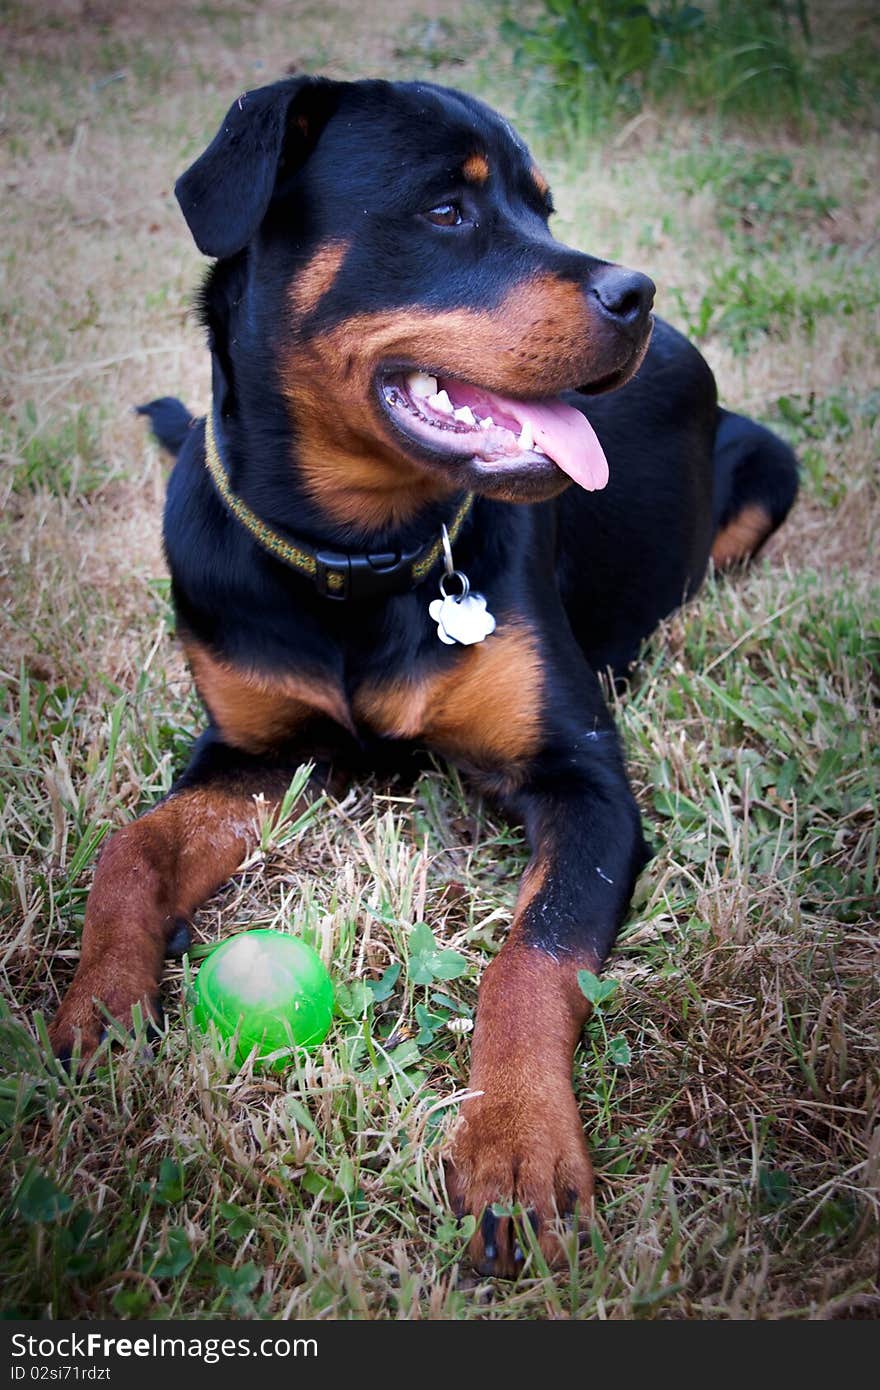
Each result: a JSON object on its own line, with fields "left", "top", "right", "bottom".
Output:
{"left": 442, "top": 383, "right": 609, "bottom": 491}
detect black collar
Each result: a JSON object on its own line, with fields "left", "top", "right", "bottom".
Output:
{"left": 203, "top": 410, "right": 475, "bottom": 601}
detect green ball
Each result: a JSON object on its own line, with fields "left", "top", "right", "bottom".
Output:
{"left": 192, "top": 929, "right": 333, "bottom": 1068}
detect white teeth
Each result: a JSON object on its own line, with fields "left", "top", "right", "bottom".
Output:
{"left": 453, "top": 405, "right": 476, "bottom": 425}
{"left": 480, "top": 415, "right": 494, "bottom": 428}
{"left": 427, "top": 389, "right": 454, "bottom": 414}
{"left": 517, "top": 419, "right": 534, "bottom": 451}
{"left": 407, "top": 371, "right": 438, "bottom": 399}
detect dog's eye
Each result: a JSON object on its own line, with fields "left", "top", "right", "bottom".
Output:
{"left": 424, "top": 202, "right": 464, "bottom": 227}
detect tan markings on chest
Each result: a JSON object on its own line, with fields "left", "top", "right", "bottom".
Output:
{"left": 184, "top": 640, "right": 353, "bottom": 754}
{"left": 353, "top": 622, "right": 544, "bottom": 767}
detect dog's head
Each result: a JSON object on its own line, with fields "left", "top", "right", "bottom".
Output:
{"left": 178, "top": 77, "right": 654, "bottom": 531}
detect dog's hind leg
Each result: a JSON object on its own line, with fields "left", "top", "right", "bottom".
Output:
{"left": 711, "top": 408, "right": 799, "bottom": 567}
{"left": 48, "top": 731, "right": 318, "bottom": 1064}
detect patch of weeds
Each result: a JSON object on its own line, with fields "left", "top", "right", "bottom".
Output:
{"left": 212, "top": 1260, "right": 264, "bottom": 1316}
{"left": 578, "top": 971, "right": 633, "bottom": 1132}
{"left": 316, "top": 910, "right": 473, "bottom": 1119}
{"left": 499, "top": 0, "right": 672, "bottom": 136}
{"left": 627, "top": 571, "right": 879, "bottom": 923}
{"left": 768, "top": 388, "right": 880, "bottom": 505}
{"left": 0, "top": 1014, "right": 119, "bottom": 1317}
{"left": 3, "top": 404, "right": 117, "bottom": 498}
{"left": 772, "top": 388, "right": 880, "bottom": 446}
{"left": 406, "top": 920, "right": 469, "bottom": 988}
{"left": 672, "top": 145, "right": 839, "bottom": 246}
{"left": 496, "top": 0, "right": 876, "bottom": 141}
{"left": 670, "top": 257, "right": 880, "bottom": 352}
{"left": 345, "top": 920, "right": 470, "bottom": 1081}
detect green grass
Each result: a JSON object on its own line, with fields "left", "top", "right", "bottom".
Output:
{"left": 670, "top": 145, "right": 841, "bottom": 245}
{"left": 2, "top": 405, "right": 117, "bottom": 498}
{"left": 1, "top": 0, "right": 878, "bottom": 1321}
{"left": 498, "top": 0, "right": 880, "bottom": 141}
{"left": 666, "top": 255, "right": 879, "bottom": 355}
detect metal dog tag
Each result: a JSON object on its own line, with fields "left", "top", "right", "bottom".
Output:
{"left": 428, "top": 524, "right": 497, "bottom": 646}
{"left": 429, "top": 591, "right": 497, "bottom": 646}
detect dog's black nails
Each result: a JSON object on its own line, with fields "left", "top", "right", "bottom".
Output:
{"left": 165, "top": 919, "right": 192, "bottom": 957}
{"left": 481, "top": 1209, "right": 498, "bottom": 1260}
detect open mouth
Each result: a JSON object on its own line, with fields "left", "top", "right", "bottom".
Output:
{"left": 378, "top": 369, "right": 611, "bottom": 492}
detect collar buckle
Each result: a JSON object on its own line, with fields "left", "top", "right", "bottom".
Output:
{"left": 314, "top": 548, "right": 422, "bottom": 601}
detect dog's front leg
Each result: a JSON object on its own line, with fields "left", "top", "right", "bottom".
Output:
{"left": 49, "top": 733, "right": 319, "bottom": 1063}
{"left": 446, "top": 728, "right": 648, "bottom": 1278}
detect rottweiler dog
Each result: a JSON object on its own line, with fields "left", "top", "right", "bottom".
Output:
{"left": 49, "top": 77, "right": 798, "bottom": 1277}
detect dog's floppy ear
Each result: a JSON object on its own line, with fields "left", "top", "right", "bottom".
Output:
{"left": 175, "top": 76, "right": 342, "bottom": 259}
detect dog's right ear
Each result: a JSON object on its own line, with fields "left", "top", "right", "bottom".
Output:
{"left": 175, "top": 76, "right": 343, "bottom": 259}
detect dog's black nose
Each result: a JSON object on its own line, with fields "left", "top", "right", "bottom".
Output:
{"left": 591, "top": 265, "right": 655, "bottom": 330}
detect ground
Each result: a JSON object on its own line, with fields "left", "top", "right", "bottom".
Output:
{"left": 1, "top": 0, "right": 878, "bottom": 1319}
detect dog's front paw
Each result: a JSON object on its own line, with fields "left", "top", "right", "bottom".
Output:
{"left": 49, "top": 959, "right": 163, "bottom": 1066}
{"left": 445, "top": 1088, "right": 594, "bottom": 1279}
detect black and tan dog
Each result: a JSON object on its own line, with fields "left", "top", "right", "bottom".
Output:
{"left": 49, "top": 77, "right": 798, "bottom": 1276}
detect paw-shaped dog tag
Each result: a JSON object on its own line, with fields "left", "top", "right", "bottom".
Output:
{"left": 429, "top": 592, "right": 496, "bottom": 646}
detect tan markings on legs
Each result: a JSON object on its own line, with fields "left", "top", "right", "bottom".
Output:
{"left": 48, "top": 775, "right": 297, "bottom": 1059}
{"left": 446, "top": 935, "right": 597, "bottom": 1278}
{"left": 711, "top": 503, "right": 774, "bottom": 568}
{"left": 353, "top": 622, "right": 543, "bottom": 770}
{"left": 444, "top": 827, "right": 601, "bottom": 1276}
{"left": 514, "top": 853, "right": 549, "bottom": 919}
{"left": 184, "top": 639, "right": 353, "bottom": 753}
{"left": 462, "top": 152, "right": 489, "bottom": 184}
